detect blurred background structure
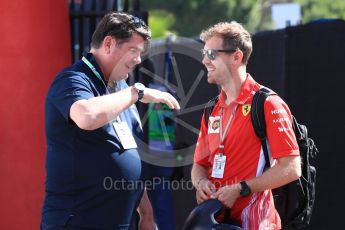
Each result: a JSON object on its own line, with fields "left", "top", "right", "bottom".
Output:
{"left": 0, "top": 0, "right": 345, "bottom": 229}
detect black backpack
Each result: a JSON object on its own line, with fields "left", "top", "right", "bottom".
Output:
{"left": 204, "top": 87, "right": 318, "bottom": 229}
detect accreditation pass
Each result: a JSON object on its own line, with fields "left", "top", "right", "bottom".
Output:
{"left": 211, "top": 154, "right": 226, "bottom": 178}
{"left": 112, "top": 120, "right": 138, "bottom": 149}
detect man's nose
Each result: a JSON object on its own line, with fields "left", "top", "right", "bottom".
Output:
{"left": 202, "top": 55, "right": 211, "bottom": 65}
{"left": 134, "top": 55, "right": 141, "bottom": 64}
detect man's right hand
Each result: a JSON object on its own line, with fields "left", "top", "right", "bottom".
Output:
{"left": 139, "top": 88, "right": 180, "bottom": 110}
{"left": 195, "top": 178, "right": 216, "bottom": 204}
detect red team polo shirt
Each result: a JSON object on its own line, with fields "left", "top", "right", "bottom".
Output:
{"left": 194, "top": 75, "right": 299, "bottom": 230}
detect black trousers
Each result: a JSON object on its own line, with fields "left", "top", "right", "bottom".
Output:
{"left": 40, "top": 223, "right": 99, "bottom": 230}
{"left": 40, "top": 214, "right": 139, "bottom": 230}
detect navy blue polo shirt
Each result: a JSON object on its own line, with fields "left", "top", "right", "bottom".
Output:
{"left": 42, "top": 53, "right": 144, "bottom": 229}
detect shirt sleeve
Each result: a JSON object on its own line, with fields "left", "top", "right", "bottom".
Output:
{"left": 264, "top": 96, "right": 300, "bottom": 158}
{"left": 194, "top": 113, "right": 211, "bottom": 167}
{"left": 49, "top": 72, "right": 94, "bottom": 121}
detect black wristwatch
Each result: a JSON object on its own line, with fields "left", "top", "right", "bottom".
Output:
{"left": 240, "top": 181, "right": 252, "bottom": 197}
{"left": 133, "top": 83, "right": 145, "bottom": 101}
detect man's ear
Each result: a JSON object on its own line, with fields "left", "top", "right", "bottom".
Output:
{"left": 103, "top": 36, "right": 115, "bottom": 54}
{"left": 233, "top": 50, "right": 244, "bottom": 64}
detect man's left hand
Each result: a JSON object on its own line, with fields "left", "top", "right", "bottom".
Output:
{"left": 139, "top": 88, "right": 180, "bottom": 110}
{"left": 214, "top": 183, "right": 241, "bottom": 208}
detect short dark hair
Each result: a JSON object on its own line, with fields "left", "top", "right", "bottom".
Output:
{"left": 91, "top": 12, "right": 151, "bottom": 49}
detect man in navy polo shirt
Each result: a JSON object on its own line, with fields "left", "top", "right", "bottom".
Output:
{"left": 41, "top": 12, "right": 180, "bottom": 230}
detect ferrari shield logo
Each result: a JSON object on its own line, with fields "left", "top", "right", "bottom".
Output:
{"left": 242, "top": 104, "right": 251, "bottom": 116}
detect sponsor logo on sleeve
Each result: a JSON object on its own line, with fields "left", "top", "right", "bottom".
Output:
{"left": 272, "top": 117, "right": 290, "bottom": 124}
{"left": 278, "top": 127, "right": 290, "bottom": 132}
{"left": 271, "top": 109, "right": 286, "bottom": 115}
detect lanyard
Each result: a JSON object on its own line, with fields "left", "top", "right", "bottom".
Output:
{"left": 219, "top": 104, "right": 238, "bottom": 149}
{"left": 82, "top": 56, "right": 106, "bottom": 86}
{"left": 81, "top": 56, "right": 126, "bottom": 125}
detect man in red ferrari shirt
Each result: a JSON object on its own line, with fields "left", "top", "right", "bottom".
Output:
{"left": 192, "top": 21, "right": 301, "bottom": 230}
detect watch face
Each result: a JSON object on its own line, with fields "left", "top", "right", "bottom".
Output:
{"left": 134, "top": 83, "right": 145, "bottom": 100}
{"left": 135, "top": 83, "right": 145, "bottom": 90}
{"left": 241, "top": 188, "right": 250, "bottom": 196}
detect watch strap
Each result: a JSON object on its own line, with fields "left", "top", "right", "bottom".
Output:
{"left": 134, "top": 83, "right": 145, "bottom": 101}
{"left": 240, "top": 181, "right": 251, "bottom": 197}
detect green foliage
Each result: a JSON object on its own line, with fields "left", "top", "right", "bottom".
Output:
{"left": 148, "top": 10, "right": 176, "bottom": 38}
{"left": 141, "top": 0, "right": 345, "bottom": 38}
{"left": 142, "top": 0, "right": 263, "bottom": 38}
{"left": 295, "top": 0, "right": 345, "bottom": 23}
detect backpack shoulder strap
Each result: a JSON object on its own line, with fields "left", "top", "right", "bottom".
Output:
{"left": 251, "top": 87, "right": 277, "bottom": 168}
{"left": 204, "top": 96, "right": 219, "bottom": 127}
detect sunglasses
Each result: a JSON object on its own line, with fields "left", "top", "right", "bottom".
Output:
{"left": 128, "top": 16, "right": 148, "bottom": 29}
{"left": 201, "top": 48, "right": 237, "bottom": 60}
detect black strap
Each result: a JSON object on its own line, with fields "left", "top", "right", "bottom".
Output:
{"left": 251, "top": 87, "right": 276, "bottom": 169}
{"left": 222, "top": 207, "right": 241, "bottom": 226}
{"left": 204, "top": 88, "right": 277, "bottom": 169}
{"left": 204, "top": 96, "right": 219, "bottom": 127}
{"left": 224, "top": 208, "right": 231, "bottom": 223}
